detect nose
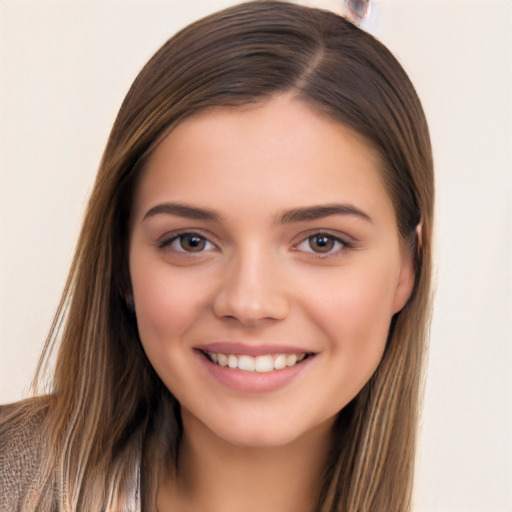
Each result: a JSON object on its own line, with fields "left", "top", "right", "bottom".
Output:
{"left": 213, "top": 249, "right": 290, "bottom": 326}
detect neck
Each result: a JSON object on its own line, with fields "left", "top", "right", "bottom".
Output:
{"left": 157, "top": 410, "right": 333, "bottom": 512}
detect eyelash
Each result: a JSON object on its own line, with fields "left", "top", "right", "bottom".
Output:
{"left": 157, "top": 231, "right": 217, "bottom": 253}
{"left": 157, "top": 231, "right": 351, "bottom": 257}
{"left": 294, "top": 232, "right": 351, "bottom": 257}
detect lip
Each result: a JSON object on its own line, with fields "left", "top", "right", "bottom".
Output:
{"left": 195, "top": 341, "right": 312, "bottom": 357}
{"left": 194, "top": 346, "right": 316, "bottom": 393}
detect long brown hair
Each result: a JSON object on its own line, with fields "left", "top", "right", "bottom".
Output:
{"left": 24, "top": 1, "right": 434, "bottom": 510}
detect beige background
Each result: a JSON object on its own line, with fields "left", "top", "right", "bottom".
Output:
{"left": 1, "top": 1, "right": 511, "bottom": 510}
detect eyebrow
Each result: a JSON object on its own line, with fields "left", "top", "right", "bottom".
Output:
{"left": 142, "top": 202, "right": 372, "bottom": 224}
{"left": 143, "top": 203, "right": 219, "bottom": 221}
{"left": 280, "top": 203, "right": 372, "bottom": 224}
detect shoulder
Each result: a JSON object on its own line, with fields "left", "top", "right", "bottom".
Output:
{"left": 0, "top": 396, "right": 53, "bottom": 511}
{"left": 0, "top": 396, "right": 50, "bottom": 461}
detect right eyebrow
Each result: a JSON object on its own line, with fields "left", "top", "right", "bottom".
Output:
{"left": 280, "top": 203, "right": 373, "bottom": 224}
{"left": 142, "top": 202, "right": 220, "bottom": 222}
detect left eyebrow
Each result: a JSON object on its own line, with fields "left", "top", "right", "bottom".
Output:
{"left": 280, "top": 203, "right": 373, "bottom": 224}
{"left": 142, "top": 203, "right": 219, "bottom": 222}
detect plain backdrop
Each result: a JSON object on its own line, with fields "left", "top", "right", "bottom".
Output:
{"left": 1, "top": 1, "right": 511, "bottom": 511}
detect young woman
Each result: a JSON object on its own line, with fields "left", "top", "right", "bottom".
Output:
{"left": 0, "top": 1, "right": 434, "bottom": 511}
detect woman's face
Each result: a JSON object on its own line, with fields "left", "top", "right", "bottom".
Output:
{"left": 129, "top": 95, "right": 414, "bottom": 447}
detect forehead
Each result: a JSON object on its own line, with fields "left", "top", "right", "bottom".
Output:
{"left": 132, "top": 95, "right": 394, "bottom": 227}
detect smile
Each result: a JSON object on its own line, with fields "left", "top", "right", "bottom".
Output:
{"left": 204, "top": 351, "right": 309, "bottom": 372}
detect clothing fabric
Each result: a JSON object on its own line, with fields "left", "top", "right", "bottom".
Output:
{"left": 0, "top": 398, "right": 142, "bottom": 512}
{"left": 0, "top": 400, "right": 52, "bottom": 512}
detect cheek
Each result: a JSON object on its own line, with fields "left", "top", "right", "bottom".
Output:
{"left": 342, "top": 271, "right": 396, "bottom": 333}
{"left": 129, "top": 257, "right": 210, "bottom": 348}
{"left": 129, "top": 258, "right": 215, "bottom": 395}
{"left": 307, "top": 263, "right": 398, "bottom": 366}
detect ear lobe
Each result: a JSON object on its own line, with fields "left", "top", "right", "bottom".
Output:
{"left": 392, "top": 249, "right": 415, "bottom": 313}
{"left": 122, "top": 289, "right": 135, "bottom": 313}
{"left": 126, "top": 294, "right": 135, "bottom": 309}
{"left": 392, "top": 228, "right": 419, "bottom": 314}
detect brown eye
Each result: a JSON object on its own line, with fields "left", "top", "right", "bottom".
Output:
{"left": 308, "top": 234, "right": 336, "bottom": 253}
{"left": 157, "top": 232, "right": 216, "bottom": 255}
{"left": 179, "top": 234, "right": 207, "bottom": 252}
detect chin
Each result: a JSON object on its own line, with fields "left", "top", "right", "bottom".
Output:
{"left": 218, "top": 428, "right": 302, "bottom": 449}
{"left": 192, "top": 410, "right": 336, "bottom": 450}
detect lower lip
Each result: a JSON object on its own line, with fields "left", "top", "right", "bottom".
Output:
{"left": 196, "top": 351, "right": 314, "bottom": 393}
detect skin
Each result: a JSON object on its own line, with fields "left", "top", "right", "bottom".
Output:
{"left": 129, "top": 94, "right": 414, "bottom": 511}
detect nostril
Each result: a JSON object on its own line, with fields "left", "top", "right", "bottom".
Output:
{"left": 211, "top": 257, "right": 290, "bottom": 324}
{"left": 213, "top": 291, "right": 289, "bottom": 325}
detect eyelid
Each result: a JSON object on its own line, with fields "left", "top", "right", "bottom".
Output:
{"left": 293, "top": 230, "right": 354, "bottom": 257}
{"left": 156, "top": 229, "right": 218, "bottom": 252}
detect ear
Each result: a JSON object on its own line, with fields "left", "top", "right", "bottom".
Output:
{"left": 392, "top": 225, "right": 421, "bottom": 313}
{"left": 125, "top": 293, "right": 135, "bottom": 311}
{"left": 392, "top": 249, "right": 415, "bottom": 313}
{"left": 121, "top": 288, "right": 135, "bottom": 313}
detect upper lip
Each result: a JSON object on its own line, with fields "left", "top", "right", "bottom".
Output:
{"left": 195, "top": 342, "right": 314, "bottom": 357}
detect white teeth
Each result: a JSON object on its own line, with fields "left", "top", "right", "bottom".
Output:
{"left": 273, "top": 354, "right": 287, "bottom": 370}
{"left": 238, "top": 355, "right": 256, "bottom": 372}
{"left": 206, "top": 351, "right": 308, "bottom": 372}
{"left": 255, "top": 355, "right": 274, "bottom": 372}
{"left": 286, "top": 354, "right": 297, "bottom": 367}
